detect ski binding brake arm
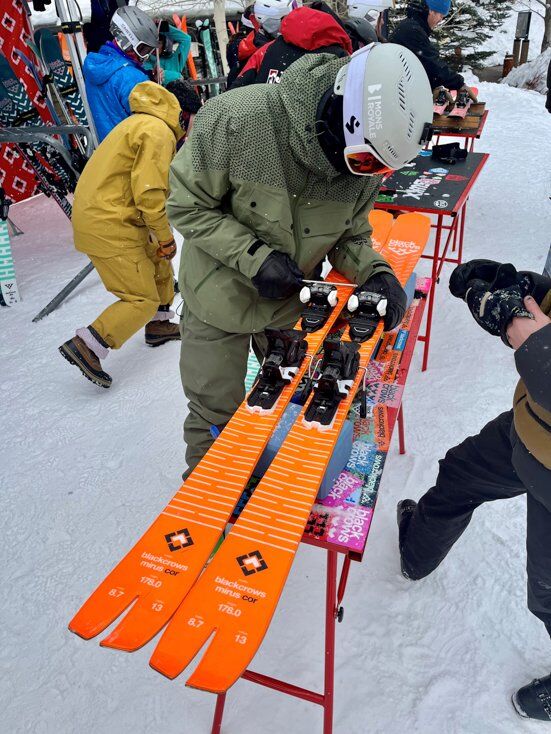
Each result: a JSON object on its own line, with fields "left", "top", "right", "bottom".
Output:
{"left": 247, "top": 328, "right": 308, "bottom": 412}
{"left": 303, "top": 337, "right": 360, "bottom": 430}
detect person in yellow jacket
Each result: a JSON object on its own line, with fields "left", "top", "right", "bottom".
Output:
{"left": 59, "top": 80, "right": 201, "bottom": 388}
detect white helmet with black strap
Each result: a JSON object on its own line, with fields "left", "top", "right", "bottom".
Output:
{"left": 110, "top": 6, "right": 159, "bottom": 61}
{"left": 253, "top": 0, "right": 297, "bottom": 36}
{"left": 334, "top": 43, "right": 433, "bottom": 175}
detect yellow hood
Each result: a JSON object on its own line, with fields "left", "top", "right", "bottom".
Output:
{"left": 129, "top": 81, "right": 184, "bottom": 139}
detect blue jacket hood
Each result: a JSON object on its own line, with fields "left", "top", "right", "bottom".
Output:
{"left": 84, "top": 44, "right": 141, "bottom": 86}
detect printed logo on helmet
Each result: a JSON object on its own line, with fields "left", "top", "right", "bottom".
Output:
{"left": 236, "top": 550, "right": 268, "bottom": 576}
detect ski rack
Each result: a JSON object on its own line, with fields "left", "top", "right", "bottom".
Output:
{"left": 0, "top": 125, "right": 94, "bottom": 171}
{"left": 53, "top": 0, "right": 99, "bottom": 148}
{"left": 247, "top": 329, "right": 308, "bottom": 412}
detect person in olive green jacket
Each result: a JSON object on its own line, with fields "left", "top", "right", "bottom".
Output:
{"left": 167, "top": 45, "right": 434, "bottom": 474}
{"left": 397, "top": 259, "right": 551, "bottom": 723}
{"left": 59, "top": 80, "right": 201, "bottom": 389}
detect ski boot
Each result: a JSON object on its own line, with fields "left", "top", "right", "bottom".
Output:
{"left": 512, "top": 674, "right": 551, "bottom": 721}
{"left": 145, "top": 320, "right": 181, "bottom": 347}
{"left": 59, "top": 336, "right": 112, "bottom": 388}
{"left": 396, "top": 499, "right": 418, "bottom": 580}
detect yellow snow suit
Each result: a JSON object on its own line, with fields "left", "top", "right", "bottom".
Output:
{"left": 71, "top": 81, "right": 184, "bottom": 348}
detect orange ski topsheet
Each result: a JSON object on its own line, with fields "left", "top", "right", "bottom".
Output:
{"left": 149, "top": 213, "right": 430, "bottom": 692}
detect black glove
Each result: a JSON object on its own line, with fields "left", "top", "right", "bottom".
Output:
{"left": 252, "top": 250, "right": 304, "bottom": 300}
{"left": 361, "top": 271, "right": 407, "bottom": 331}
{"left": 453, "top": 262, "right": 532, "bottom": 346}
{"left": 451, "top": 260, "right": 551, "bottom": 305}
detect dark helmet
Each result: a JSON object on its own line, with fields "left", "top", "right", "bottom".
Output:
{"left": 343, "top": 16, "right": 378, "bottom": 51}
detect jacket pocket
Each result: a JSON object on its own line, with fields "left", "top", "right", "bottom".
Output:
{"left": 193, "top": 263, "right": 222, "bottom": 294}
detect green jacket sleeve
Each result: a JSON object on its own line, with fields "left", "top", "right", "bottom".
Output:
{"left": 167, "top": 110, "right": 272, "bottom": 279}
{"left": 130, "top": 123, "right": 175, "bottom": 243}
{"left": 328, "top": 179, "right": 393, "bottom": 284}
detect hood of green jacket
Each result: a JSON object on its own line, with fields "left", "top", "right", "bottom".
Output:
{"left": 274, "top": 53, "right": 348, "bottom": 180}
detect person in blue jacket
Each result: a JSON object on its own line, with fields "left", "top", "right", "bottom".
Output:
{"left": 84, "top": 6, "right": 159, "bottom": 141}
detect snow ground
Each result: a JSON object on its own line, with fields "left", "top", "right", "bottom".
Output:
{"left": 503, "top": 48, "right": 551, "bottom": 94}
{"left": 1, "top": 82, "right": 551, "bottom": 734}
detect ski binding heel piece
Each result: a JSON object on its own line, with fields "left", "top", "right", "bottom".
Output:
{"left": 247, "top": 329, "right": 308, "bottom": 413}
{"left": 347, "top": 289, "right": 387, "bottom": 342}
{"left": 300, "top": 283, "right": 338, "bottom": 333}
{"left": 303, "top": 338, "right": 360, "bottom": 430}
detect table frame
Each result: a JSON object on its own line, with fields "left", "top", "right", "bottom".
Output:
{"left": 432, "top": 109, "right": 489, "bottom": 152}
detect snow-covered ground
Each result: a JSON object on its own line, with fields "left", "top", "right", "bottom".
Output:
{"left": 2, "top": 82, "right": 551, "bottom": 734}
{"left": 503, "top": 47, "right": 551, "bottom": 94}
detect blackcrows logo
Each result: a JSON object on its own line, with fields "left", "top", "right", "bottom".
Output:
{"left": 165, "top": 528, "right": 194, "bottom": 552}
{"left": 236, "top": 550, "right": 268, "bottom": 576}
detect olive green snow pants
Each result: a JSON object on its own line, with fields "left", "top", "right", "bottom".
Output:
{"left": 180, "top": 303, "right": 294, "bottom": 476}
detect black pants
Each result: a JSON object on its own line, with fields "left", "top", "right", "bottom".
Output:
{"left": 401, "top": 410, "right": 551, "bottom": 635}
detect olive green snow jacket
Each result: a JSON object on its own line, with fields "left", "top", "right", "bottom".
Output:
{"left": 167, "top": 53, "right": 393, "bottom": 334}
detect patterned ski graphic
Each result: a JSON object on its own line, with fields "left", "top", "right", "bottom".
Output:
{"left": 149, "top": 212, "right": 430, "bottom": 692}
{"left": 0, "top": 217, "right": 19, "bottom": 305}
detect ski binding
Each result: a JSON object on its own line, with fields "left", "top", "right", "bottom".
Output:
{"left": 299, "top": 283, "right": 338, "bottom": 332}
{"left": 303, "top": 338, "right": 360, "bottom": 429}
{"left": 347, "top": 288, "right": 387, "bottom": 343}
{"left": 247, "top": 328, "right": 308, "bottom": 412}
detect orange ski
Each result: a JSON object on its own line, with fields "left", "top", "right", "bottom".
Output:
{"left": 149, "top": 213, "right": 430, "bottom": 691}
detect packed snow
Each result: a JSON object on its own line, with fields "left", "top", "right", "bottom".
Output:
{"left": 1, "top": 81, "right": 551, "bottom": 734}
{"left": 503, "top": 47, "right": 551, "bottom": 94}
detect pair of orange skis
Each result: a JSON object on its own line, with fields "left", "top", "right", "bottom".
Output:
{"left": 69, "top": 211, "right": 429, "bottom": 694}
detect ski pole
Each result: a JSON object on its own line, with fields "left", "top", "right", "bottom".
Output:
{"left": 32, "top": 261, "right": 95, "bottom": 322}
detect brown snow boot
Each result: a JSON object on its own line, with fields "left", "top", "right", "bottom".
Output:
{"left": 145, "top": 320, "right": 181, "bottom": 347}
{"left": 59, "top": 336, "right": 112, "bottom": 388}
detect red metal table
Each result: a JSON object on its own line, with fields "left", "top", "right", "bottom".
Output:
{"left": 210, "top": 278, "right": 430, "bottom": 734}
{"left": 375, "top": 152, "right": 489, "bottom": 370}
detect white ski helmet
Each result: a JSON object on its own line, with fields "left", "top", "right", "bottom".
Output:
{"left": 110, "top": 6, "right": 159, "bottom": 61}
{"left": 253, "top": 0, "right": 297, "bottom": 36}
{"left": 334, "top": 43, "right": 433, "bottom": 175}
{"left": 347, "top": 0, "right": 394, "bottom": 22}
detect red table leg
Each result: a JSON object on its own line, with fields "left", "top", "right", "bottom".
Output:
{"left": 420, "top": 214, "right": 442, "bottom": 371}
{"left": 398, "top": 405, "right": 406, "bottom": 455}
{"left": 457, "top": 199, "right": 468, "bottom": 265}
{"left": 211, "top": 693, "right": 226, "bottom": 734}
{"left": 324, "top": 551, "right": 338, "bottom": 734}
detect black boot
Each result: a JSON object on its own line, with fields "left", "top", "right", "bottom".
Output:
{"left": 512, "top": 674, "right": 551, "bottom": 721}
{"left": 397, "top": 499, "right": 418, "bottom": 580}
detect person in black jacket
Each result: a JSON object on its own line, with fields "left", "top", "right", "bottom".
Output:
{"left": 397, "top": 259, "right": 551, "bottom": 722}
{"left": 390, "top": 0, "right": 476, "bottom": 100}
{"left": 230, "top": 4, "right": 351, "bottom": 88}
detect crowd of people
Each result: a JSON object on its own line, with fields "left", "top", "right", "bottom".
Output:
{"left": 57, "top": 0, "right": 551, "bottom": 723}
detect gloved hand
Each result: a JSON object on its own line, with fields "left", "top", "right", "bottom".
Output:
{"left": 459, "top": 85, "right": 478, "bottom": 103}
{"left": 156, "top": 238, "right": 177, "bottom": 260}
{"left": 452, "top": 262, "right": 533, "bottom": 346}
{"left": 252, "top": 250, "right": 304, "bottom": 300}
{"left": 450, "top": 260, "right": 551, "bottom": 305}
{"left": 361, "top": 271, "right": 407, "bottom": 331}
